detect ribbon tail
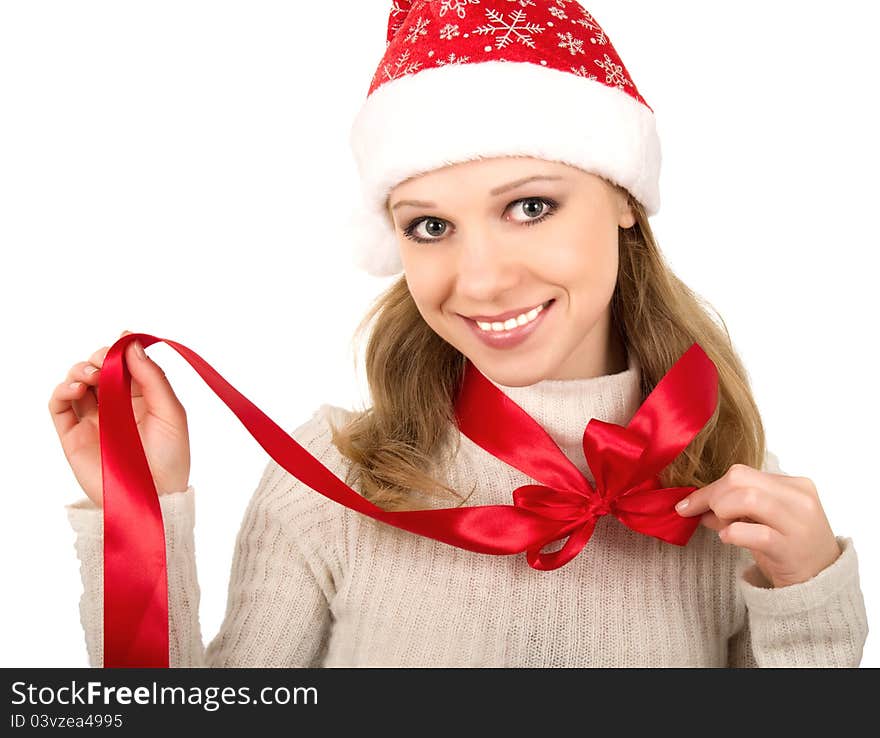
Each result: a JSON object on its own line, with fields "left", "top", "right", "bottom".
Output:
{"left": 455, "top": 359, "right": 592, "bottom": 494}
{"left": 101, "top": 341, "right": 170, "bottom": 668}
{"left": 99, "top": 334, "right": 583, "bottom": 666}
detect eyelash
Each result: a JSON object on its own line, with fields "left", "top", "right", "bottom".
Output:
{"left": 401, "top": 197, "right": 560, "bottom": 244}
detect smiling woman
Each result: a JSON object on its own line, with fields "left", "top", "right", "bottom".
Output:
{"left": 56, "top": 0, "right": 869, "bottom": 669}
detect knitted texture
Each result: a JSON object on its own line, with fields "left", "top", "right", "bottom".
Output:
{"left": 65, "top": 352, "right": 868, "bottom": 667}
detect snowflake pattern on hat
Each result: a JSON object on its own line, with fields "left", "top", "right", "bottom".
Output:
{"left": 374, "top": 0, "right": 648, "bottom": 110}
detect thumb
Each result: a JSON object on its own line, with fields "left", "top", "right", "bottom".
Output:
{"left": 126, "top": 339, "right": 183, "bottom": 419}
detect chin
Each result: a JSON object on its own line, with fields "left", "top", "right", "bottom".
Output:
{"left": 471, "top": 356, "right": 558, "bottom": 388}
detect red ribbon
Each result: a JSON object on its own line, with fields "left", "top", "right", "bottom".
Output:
{"left": 99, "top": 337, "right": 716, "bottom": 667}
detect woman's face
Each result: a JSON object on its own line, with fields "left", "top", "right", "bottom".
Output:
{"left": 387, "top": 156, "right": 636, "bottom": 385}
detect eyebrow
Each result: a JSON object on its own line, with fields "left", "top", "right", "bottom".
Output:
{"left": 389, "top": 174, "right": 565, "bottom": 211}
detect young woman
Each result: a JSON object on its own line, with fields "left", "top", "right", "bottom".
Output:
{"left": 50, "top": 0, "right": 868, "bottom": 667}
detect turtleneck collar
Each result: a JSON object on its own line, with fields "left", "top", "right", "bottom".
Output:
{"left": 482, "top": 348, "right": 643, "bottom": 480}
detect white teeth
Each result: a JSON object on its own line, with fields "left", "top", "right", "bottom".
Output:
{"left": 475, "top": 302, "right": 547, "bottom": 332}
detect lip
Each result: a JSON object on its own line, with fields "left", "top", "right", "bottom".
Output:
{"left": 461, "top": 299, "right": 555, "bottom": 350}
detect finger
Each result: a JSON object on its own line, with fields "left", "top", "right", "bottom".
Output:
{"left": 718, "top": 520, "right": 785, "bottom": 556}
{"left": 64, "top": 361, "right": 101, "bottom": 418}
{"left": 701, "top": 485, "right": 799, "bottom": 536}
{"left": 675, "top": 475, "right": 729, "bottom": 517}
{"left": 698, "top": 510, "right": 730, "bottom": 532}
{"left": 679, "top": 463, "right": 771, "bottom": 516}
{"left": 699, "top": 509, "right": 760, "bottom": 532}
{"left": 677, "top": 464, "right": 778, "bottom": 519}
{"left": 88, "top": 345, "right": 111, "bottom": 368}
{"left": 72, "top": 376, "right": 99, "bottom": 421}
{"left": 122, "top": 340, "right": 147, "bottom": 399}
{"left": 86, "top": 331, "right": 128, "bottom": 372}
{"left": 48, "top": 380, "right": 91, "bottom": 438}
{"left": 126, "top": 339, "right": 183, "bottom": 419}
{"left": 64, "top": 360, "right": 100, "bottom": 384}
{"left": 48, "top": 332, "right": 131, "bottom": 439}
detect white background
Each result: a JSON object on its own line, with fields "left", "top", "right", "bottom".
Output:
{"left": 1, "top": 1, "right": 877, "bottom": 667}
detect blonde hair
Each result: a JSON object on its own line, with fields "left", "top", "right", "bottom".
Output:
{"left": 329, "top": 188, "right": 766, "bottom": 512}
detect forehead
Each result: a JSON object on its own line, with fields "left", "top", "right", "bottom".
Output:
{"left": 391, "top": 156, "right": 580, "bottom": 196}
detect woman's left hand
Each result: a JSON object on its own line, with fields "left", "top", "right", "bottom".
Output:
{"left": 674, "top": 463, "right": 842, "bottom": 588}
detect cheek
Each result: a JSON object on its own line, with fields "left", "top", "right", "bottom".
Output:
{"left": 403, "top": 268, "right": 447, "bottom": 318}
{"left": 548, "top": 230, "right": 619, "bottom": 290}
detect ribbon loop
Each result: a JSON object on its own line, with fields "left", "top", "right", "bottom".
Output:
{"left": 526, "top": 514, "right": 600, "bottom": 571}
{"left": 583, "top": 419, "right": 650, "bottom": 498}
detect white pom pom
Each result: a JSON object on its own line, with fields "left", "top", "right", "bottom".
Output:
{"left": 345, "top": 207, "right": 403, "bottom": 277}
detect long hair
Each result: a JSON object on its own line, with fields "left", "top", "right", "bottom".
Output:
{"left": 329, "top": 187, "right": 766, "bottom": 511}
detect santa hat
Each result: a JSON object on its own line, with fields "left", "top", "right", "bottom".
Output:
{"left": 347, "top": 0, "right": 660, "bottom": 277}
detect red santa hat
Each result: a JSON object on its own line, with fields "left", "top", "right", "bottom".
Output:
{"left": 347, "top": 0, "right": 661, "bottom": 277}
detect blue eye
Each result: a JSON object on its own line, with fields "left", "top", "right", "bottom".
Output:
{"left": 402, "top": 197, "right": 559, "bottom": 244}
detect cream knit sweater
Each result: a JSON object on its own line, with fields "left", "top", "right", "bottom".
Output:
{"left": 65, "top": 350, "right": 869, "bottom": 667}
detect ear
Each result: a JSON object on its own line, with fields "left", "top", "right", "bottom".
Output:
{"left": 617, "top": 192, "right": 636, "bottom": 229}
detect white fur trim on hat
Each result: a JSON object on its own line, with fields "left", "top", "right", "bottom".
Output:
{"left": 345, "top": 206, "right": 403, "bottom": 277}
{"left": 348, "top": 60, "right": 661, "bottom": 278}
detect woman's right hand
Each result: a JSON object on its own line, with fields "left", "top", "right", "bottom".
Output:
{"left": 48, "top": 330, "right": 191, "bottom": 507}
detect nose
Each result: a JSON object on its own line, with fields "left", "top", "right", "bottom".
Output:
{"left": 454, "top": 225, "right": 522, "bottom": 299}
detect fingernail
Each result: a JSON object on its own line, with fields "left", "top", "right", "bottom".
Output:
{"left": 134, "top": 340, "right": 146, "bottom": 359}
{"left": 69, "top": 381, "right": 82, "bottom": 389}
{"left": 84, "top": 365, "right": 97, "bottom": 375}
{"left": 675, "top": 498, "right": 690, "bottom": 511}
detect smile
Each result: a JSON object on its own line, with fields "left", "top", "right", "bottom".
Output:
{"left": 462, "top": 299, "right": 555, "bottom": 350}
{"left": 474, "top": 300, "right": 550, "bottom": 332}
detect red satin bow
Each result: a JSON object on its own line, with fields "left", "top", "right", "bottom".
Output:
{"left": 98, "top": 338, "right": 716, "bottom": 666}
{"left": 454, "top": 345, "right": 716, "bottom": 570}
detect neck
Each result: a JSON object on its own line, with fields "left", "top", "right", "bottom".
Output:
{"left": 481, "top": 347, "right": 642, "bottom": 481}
{"left": 540, "top": 320, "right": 629, "bottom": 381}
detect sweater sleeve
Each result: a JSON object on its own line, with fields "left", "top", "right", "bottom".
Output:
{"left": 64, "top": 404, "right": 351, "bottom": 668}
{"left": 725, "top": 451, "right": 869, "bottom": 667}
